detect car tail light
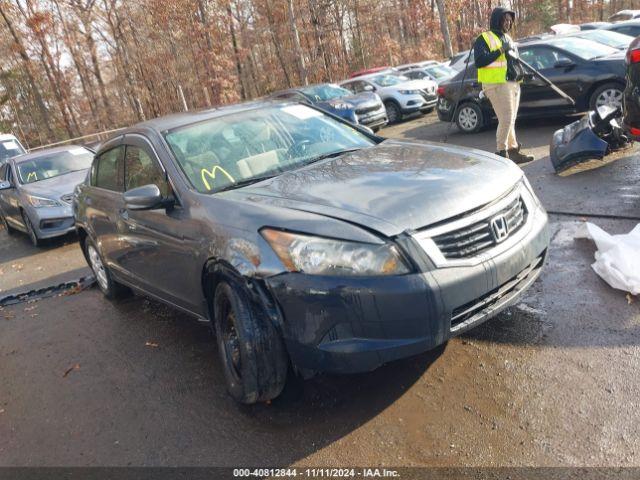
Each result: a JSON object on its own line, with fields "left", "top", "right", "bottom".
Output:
{"left": 437, "top": 86, "right": 446, "bottom": 97}
{"left": 626, "top": 37, "right": 640, "bottom": 63}
{"left": 630, "top": 127, "right": 640, "bottom": 136}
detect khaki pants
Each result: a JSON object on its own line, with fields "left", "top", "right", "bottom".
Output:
{"left": 482, "top": 81, "right": 521, "bottom": 152}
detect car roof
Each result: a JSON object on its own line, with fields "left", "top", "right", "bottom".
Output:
{"left": 122, "top": 99, "right": 293, "bottom": 133}
{"left": 0, "top": 134, "right": 19, "bottom": 142}
{"left": 344, "top": 70, "right": 401, "bottom": 82}
{"left": 12, "top": 145, "right": 89, "bottom": 163}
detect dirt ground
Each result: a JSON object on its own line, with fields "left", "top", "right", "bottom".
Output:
{"left": 1, "top": 113, "right": 639, "bottom": 467}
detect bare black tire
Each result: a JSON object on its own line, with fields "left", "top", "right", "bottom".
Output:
{"left": 21, "top": 210, "right": 40, "bottom": 247}
{"left": 384, "top": 101, "right": 403, "bottom": 124}
{"left": 455, "top": 102, "right": 484, "bottom": 133}
{"left": 213, "top": 280, "right": 288, "bottom": 404}
{"left": 83, "top": 238, "right": 131, "bottom": 300}
{"left": 589, "top": 82, "right": 624, "bottom": 110}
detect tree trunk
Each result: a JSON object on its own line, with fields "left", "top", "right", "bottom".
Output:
{"left": 0, "top": 3, "right": 55, "bottom": 139}
{"left": 435, "top": 0, "right": 454, "bottom": 57}
{"left": 287, "top": 0, "right": 308, "bottom": 85}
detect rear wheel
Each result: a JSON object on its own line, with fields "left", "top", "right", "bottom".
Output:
{"left": 21, "top": 210, "right": 40, "bottom": 247}
{"left": 84, "top": 239, "right": 130, "bottom": 299}
{"left": 590, "top": 83, "right": 624, "bottom": 110}
{"left": 384, "top": 101, "right": 403, "bottom": 124}
{"left": 455, "top": 102, "right": 484, "bottom": 133}
{"left": 213, "top": 280, "right": 287, "bottom": 404}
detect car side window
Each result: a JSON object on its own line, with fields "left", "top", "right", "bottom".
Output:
{"left": 342, "top": 81, "right": 358, "bottom": 93}
{"left": 520, "top": 48, "right": 557, "bottom": 69}
{"left": 124, "top": 145, "right": 169, "bottom": 196}
{"left": 94, "top": 146, "right": 124, "bottom": 191}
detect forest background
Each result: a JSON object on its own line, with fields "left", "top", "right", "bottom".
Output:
{"left": 0, "top": 0, "right": 632, "bottom": 146}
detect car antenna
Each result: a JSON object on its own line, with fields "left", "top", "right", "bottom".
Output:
{"left": 441, "top": 45, "right": 474, "bottom": 145}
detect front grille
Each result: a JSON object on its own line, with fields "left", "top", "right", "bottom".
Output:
{"left": 60, "top": 194, "right": 74, "bottom": 204}
{"left": 450, "top": 252, "right": 545, "bottom": 330}
{"left": 433, "top": 196, "right": 527, "bottom": 259}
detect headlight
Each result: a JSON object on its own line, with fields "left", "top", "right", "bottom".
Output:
{"left": 261, "top": 229, "right": 410, "bottom": 276}
{"left": 330, "top": 101, "right": 352, "bottom": 110}
{"left": 399, "top": 89, "right": 420, "bottom": 95}
{"left": 26, "top": 194, "right": 61, "bottom": 208}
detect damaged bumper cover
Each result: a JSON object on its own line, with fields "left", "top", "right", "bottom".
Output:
{"left": 550, "top": 106, "right": 632, "bottom": 174}
{"left": 264, "top": 201, "right": 549, "bottom": 375}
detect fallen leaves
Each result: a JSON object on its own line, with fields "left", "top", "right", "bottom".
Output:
{"left": 627, "top": 293, "right": 636, "bottom": 305}
{"left": 62, "top": 363, "right": 80, "bottom": 378}
{"left": 0, "top": 408, "right": 5, "bottom": 414}
{"left": 10, "top": 263, "right": 23, "bottom": 272}
{"left": 145, "top": 341, "right": 159, "bottom": 348}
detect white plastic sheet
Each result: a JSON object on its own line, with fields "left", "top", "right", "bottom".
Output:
{"left": 584, "top": 222, "right": 640, "bottom": 295}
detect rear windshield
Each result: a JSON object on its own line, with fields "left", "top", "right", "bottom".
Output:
{"left": 16, "top": 148, "right": 93, "bottom": 184}
{"left": 425, "top": 65, "right": 456, "bottom": 79}
{"left": 299, "top": 84, "right": 352, "bottom": 102}
{"left": 547, "top": 37, "right": 618, "bottom": 59}
{"left": 0, "top": 139, "right": 26, "bottom": 162}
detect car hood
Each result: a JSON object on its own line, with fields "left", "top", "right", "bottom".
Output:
{"left": 227, "top": 140, "right": 523, "bottom": 237}
{"left": 339, "top": 91, "right": 382, "bottom": 108}
{"left": 20, "top": 169, "right": 88, "bottom": 199}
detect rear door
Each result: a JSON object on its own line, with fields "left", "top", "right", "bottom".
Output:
{"left": 116, "top": 134, "right": 200, "bottom": 312}
{"left": 85, "top": 144, "right": 126, "bottom": 271}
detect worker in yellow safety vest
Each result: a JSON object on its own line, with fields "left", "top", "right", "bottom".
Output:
{"left": 473, "top": 6, "right": 534, "bottom": 164}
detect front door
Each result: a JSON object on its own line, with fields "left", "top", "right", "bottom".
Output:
{"left": 116, "top": 135, "right": 201, "bottom": 313}
{"left": 0, "top": 164, "right": 23, "bottom": 228}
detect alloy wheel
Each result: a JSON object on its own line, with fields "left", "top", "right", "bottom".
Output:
{"left": 87, "top": 245, "right": 109, "bottom": 292}
{"left": 458, "top": 106, "right": 479, "bottom": 131}
{"left": 595, "top": 88, "right": 623, "bottom": 109}
{"left": 386, "top": 103, "right": 400, "bottom": 123}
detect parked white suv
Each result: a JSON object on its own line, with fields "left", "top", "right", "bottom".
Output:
{"left": 0, "top": 134, "right": 26, "bottom": 165}
{"left": 340, "top": 73, "right": 437, "bottom": 123}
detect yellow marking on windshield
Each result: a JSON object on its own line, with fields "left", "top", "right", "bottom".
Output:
{"left": 27, "top": 172, "right": 38, "bottom": 182}
{"left": 201, "top": 166, "right": 235, "bottom": 190}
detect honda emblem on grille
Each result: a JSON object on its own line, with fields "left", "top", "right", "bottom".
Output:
{"left": 490, "top": 214, "right": 509, "bottom": 243}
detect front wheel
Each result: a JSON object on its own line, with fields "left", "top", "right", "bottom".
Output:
{"left": 455, "top": 103, "right": 484, "bottom": 133}
{"left": 84, "top": 239, "right": 131, "bottom": 299}
{"left": 384, "top": 101, "right": 403, "bottom": 124}
{"left": 213, "top": 280, "right": 288, "bottom": 404}
{"left": 21, "top": 210, "right": 40, "bottom": 247}
{"left": 589, "top": 83, "right": 623, "bottom": 110}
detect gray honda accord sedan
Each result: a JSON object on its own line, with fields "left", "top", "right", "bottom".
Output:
{"left": 74, "top": 101, "right": 549, "bottom": 404}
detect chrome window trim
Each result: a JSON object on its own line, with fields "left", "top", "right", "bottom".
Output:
{"left": 413, "top": 182, "right": 537, "bottom": 268}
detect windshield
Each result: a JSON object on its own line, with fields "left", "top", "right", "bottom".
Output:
{"left": 0, "top": 139, "right": 26, "bottom": 162}
{"left": 577, "top": 30, "right": 633, "bottom": 48}
{"left": 371, "top": 74, "right": 409, "bottom": 87}
{"left": 425, "top": 65, "right": 456, "bottom": 79}
{"left": 16, "top": 147, "right": 93, "bottom": 184}
{"left": 164, "top": 105, "right": 375, "bottom": 194}
{"left": 299, "top": 84, "right": 352, "bottom": 102}
{"left": 548, "top": 37, "right": 618, "bottom": 59}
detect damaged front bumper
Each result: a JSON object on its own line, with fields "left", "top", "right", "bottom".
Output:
{"left": 550, "top": 106, "right": 632, "bottom": 174}
{"left": 264, "top": 204, "right": 549, "bottom": 375}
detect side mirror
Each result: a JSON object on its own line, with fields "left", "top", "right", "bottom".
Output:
{"left": 0, "top": 180, "right": 12, "bottom": 190}
{"left": 361, "top": 126, "right": 374, "bottom": 135}
{"left": 123, "top": 184, "right": 168, "bottom": 210}
{"left": 554, "top": 58, "right": 574, "bottom": 68}
{"left": 363, "top": 84, "right": 375, "bottom": 92}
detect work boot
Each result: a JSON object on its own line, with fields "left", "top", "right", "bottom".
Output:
{"left": 495, "top": 150, "right": 510, "bottom": 158}
{"left": 507, "top": 148, "right": 534, "bottom": 164}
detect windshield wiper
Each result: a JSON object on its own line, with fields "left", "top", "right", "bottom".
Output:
{"left": 302, "top": 148, "right": 363, "bottom": 166}
{"left": 214, "top": 174, "right": 278, "bottom": 193}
